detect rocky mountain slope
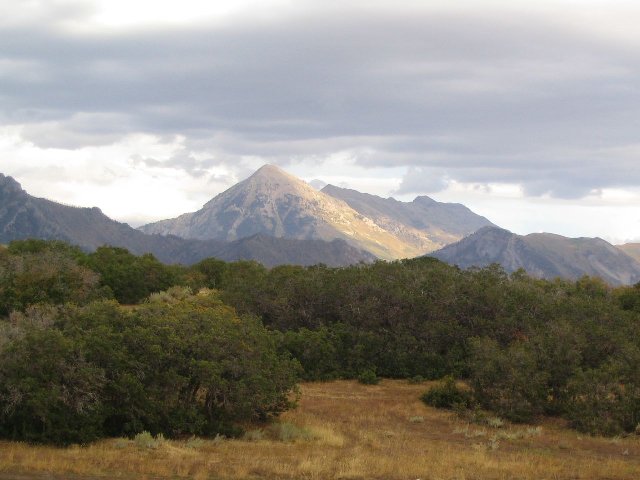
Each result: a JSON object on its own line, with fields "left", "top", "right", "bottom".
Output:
{"left": 140, "top": 165, "right": 493, "bottom": 259}
{"left": 430, "top": 226, "right": 640, "bottom": 285}
{"left": 0, "top": 173, "right": 374, "bottom": 266}
{"left": 140, "top": 165, "right": 421, "bottom": 259}
{"left": 322, "top": 184, "right": 494, "bottom": 252}
{"left": 202, "top": 234, "right": 376, "bottom": 267}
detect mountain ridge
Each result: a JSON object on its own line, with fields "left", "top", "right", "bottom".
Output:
{"left": 430, "top": 226, "right": 640, "bottom": 285}
{"left": 140, "top": 164, "right": 423, "bottom": 259}
{"left": 321, "top": 184, "right": 494, "bottom": 252}
{"left": 3, "top": 169, "right": 639, "bottom": 283}
{"left": 0, "top": 172, "right": 374, "bottom": 266}
{"left": 140, "top": 164, "right": 493, "bottom": 259}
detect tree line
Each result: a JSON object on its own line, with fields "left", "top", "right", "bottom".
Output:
{"left": 1, "top": 239, "right": 640, "bottom": 442}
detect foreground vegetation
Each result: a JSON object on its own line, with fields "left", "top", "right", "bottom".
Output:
{"left": 1, "top": 239, "right": 640, "bottom": 443}
{"left": 0, "top": 288, "right": 298, "bottom": 444}
{"left": 1, "top": 380, "right": 639, "bottom": 480}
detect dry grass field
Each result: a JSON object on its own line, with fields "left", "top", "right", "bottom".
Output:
{"left": 1, "top": 380, "right": 639, "bottom": 480}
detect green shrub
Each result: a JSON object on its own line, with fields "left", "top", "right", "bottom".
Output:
{"left": 566, "top": 367, "right": 640, "bottom": 436}
{"left": 468, "top": 338, "right": 548, "bottom": 424}
{"left": 421, "top": 376, "right": 473, "bottom": 409}
{"left": 357, "top": 369, "right": 379, "bottom": 385}
{"left": 133, "top": 431, "right": 157, "bottom": 449}
{"left": 0, "top": 291, "right": 300, "bottom": 445}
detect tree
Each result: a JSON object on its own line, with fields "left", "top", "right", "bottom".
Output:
{"left": 468, "top": 337, "right": 548, "bottom": 423}
{"left": 0, "top": 290, "right": 300, "bottom": 444}
{"left": 0, "top": 241, "right": 102, "bottom": 315}
{"left": 86, "top": 247, "right": 177, "bottom": 304}
{"left": 0, "top": 328, "right": 105, "bottom": 444}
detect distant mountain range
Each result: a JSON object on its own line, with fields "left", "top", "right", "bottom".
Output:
{"left": 3, "top": 166, "right": 639, "bottom": 284}
{"left": 322, "top": 184, "right": 494, "bottom": 252}
{"left": 0, "top": 173, "right": 374, "bottom": 266}
{"left": 430, "top": 226, "right": 640, "bottom": 286}
{"left": 140, "top": 164, "right": 493, "bottom": 259}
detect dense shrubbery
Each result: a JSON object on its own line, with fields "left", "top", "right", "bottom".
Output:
{"left": 212, "top": 257, "right": 640, "bottom": 435}
{"left": 1, "top": 239, "right": 640, "bottom": 439}
{"left": 0, "top": 285, "right": 299, "bottom": 445}
{"left": 85, "top": 246, "right": 180, "bottom": 304}
{"left": 0, "top": 240, "right": 106, "bottom": 315}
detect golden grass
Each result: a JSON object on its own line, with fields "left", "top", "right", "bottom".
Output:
{"left": 1, "top": 380, "right": 639, "bottom": 479}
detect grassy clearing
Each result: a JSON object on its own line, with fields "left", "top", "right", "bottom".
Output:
{"left": 1, "top": 380, "right": 639, "bottom": 479}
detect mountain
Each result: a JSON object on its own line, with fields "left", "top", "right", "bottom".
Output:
{"left": 430, "top": 226, "right": 640, "bottom": 286}
{"left": 202, "top": 234, "right": 376, "bottom": 268}
{"left": 140, "top": 164, "right": 422, "bottom": 259}
{"left": 140, "top": 164, "right": 493, "bottom": 259}
{"left": 0, "top": 173, "right": 374, "bottom": 266}
{"left": 321, "top": 184, "right": 494, "bottom": 252}
{"left": 0, "top": 173, "right": 163, "bottom": 253}
{"left": 618, "top": 243, "right": 640, "bottom": 264}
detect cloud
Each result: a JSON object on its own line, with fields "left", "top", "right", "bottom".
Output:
{"left": 1, "top": 0, "right": 640, "bottom": 202}
{"left": 395, "top": 167, "right": 450, "bottom": 195}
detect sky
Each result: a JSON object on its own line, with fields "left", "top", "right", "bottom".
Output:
{"left": 1, "top": 0, "right": 640, "bottom": 243}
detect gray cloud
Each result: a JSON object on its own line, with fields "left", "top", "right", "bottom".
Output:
{"left": 395, "top": 167, "right": 450, "bottom": 195}
{"left": 2, "top": 2, "right": 640, "bottom": 198}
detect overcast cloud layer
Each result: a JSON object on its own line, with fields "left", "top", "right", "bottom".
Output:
{"left": 1, "top": 0, "right": 639, "bottom": 242}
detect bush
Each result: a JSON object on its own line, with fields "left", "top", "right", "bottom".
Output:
{"left": 357, "top": 369, "right": 379, "bottom": 385}
{"left": 421, "top": 376, "right": 473, "bottom": 409}
{"left": 280, "top": 327, "right": 341, "bottom": 381}
{"left": 468, "top": 338, "right": 548, "bottom": 423}
{"left": 0, "top": 241, "right": 103, "bottom": 315}
{"left": 566, "top": 366, "right": 640, "bottom": 436}
{"left": 0, "top": 290, "right": 301, "bottom": 445}
{"left": 86, "top": 247, "right": 178, "bottom": 304}
{"left": 0, "top": 329, "right": 105, "bottom": 445}
{"left": 133, "top": 431, "right": 166, "bottom": 449}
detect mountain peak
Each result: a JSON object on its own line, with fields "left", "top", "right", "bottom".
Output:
{"left": 253, "top": 163, "right": 285, "bottom": 174}
{"left": 0, "top": 173, "right": 25, "bottom": 195}
{"left": 140, "top": 164, "right": 426, "bottom": 259}
{"left": 413, "top": 195, "right": 437, "bottom": 206}
{"left": 139, "top": 164, "right": 494, "bottom": 260}
{"left": 238, "top": 164, "right": 312, "bottom": 196}
{"left": 250, "top": 164, "right": 295, "bottom": 181}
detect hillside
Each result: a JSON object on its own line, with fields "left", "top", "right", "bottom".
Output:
{"left": 430, "top": 226, "right": 640, "bottom": 285}
{"left": 0, "top": 173, "right": 168, "bottom": 254}
{"left": 0, "top": 173, "right": 374, "bottom": 266}
{"left": 207, "top": 234, "right": 375, "bottom": 267}
{"left": 322, "top": 184, "right": 494, "bottom": 252}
